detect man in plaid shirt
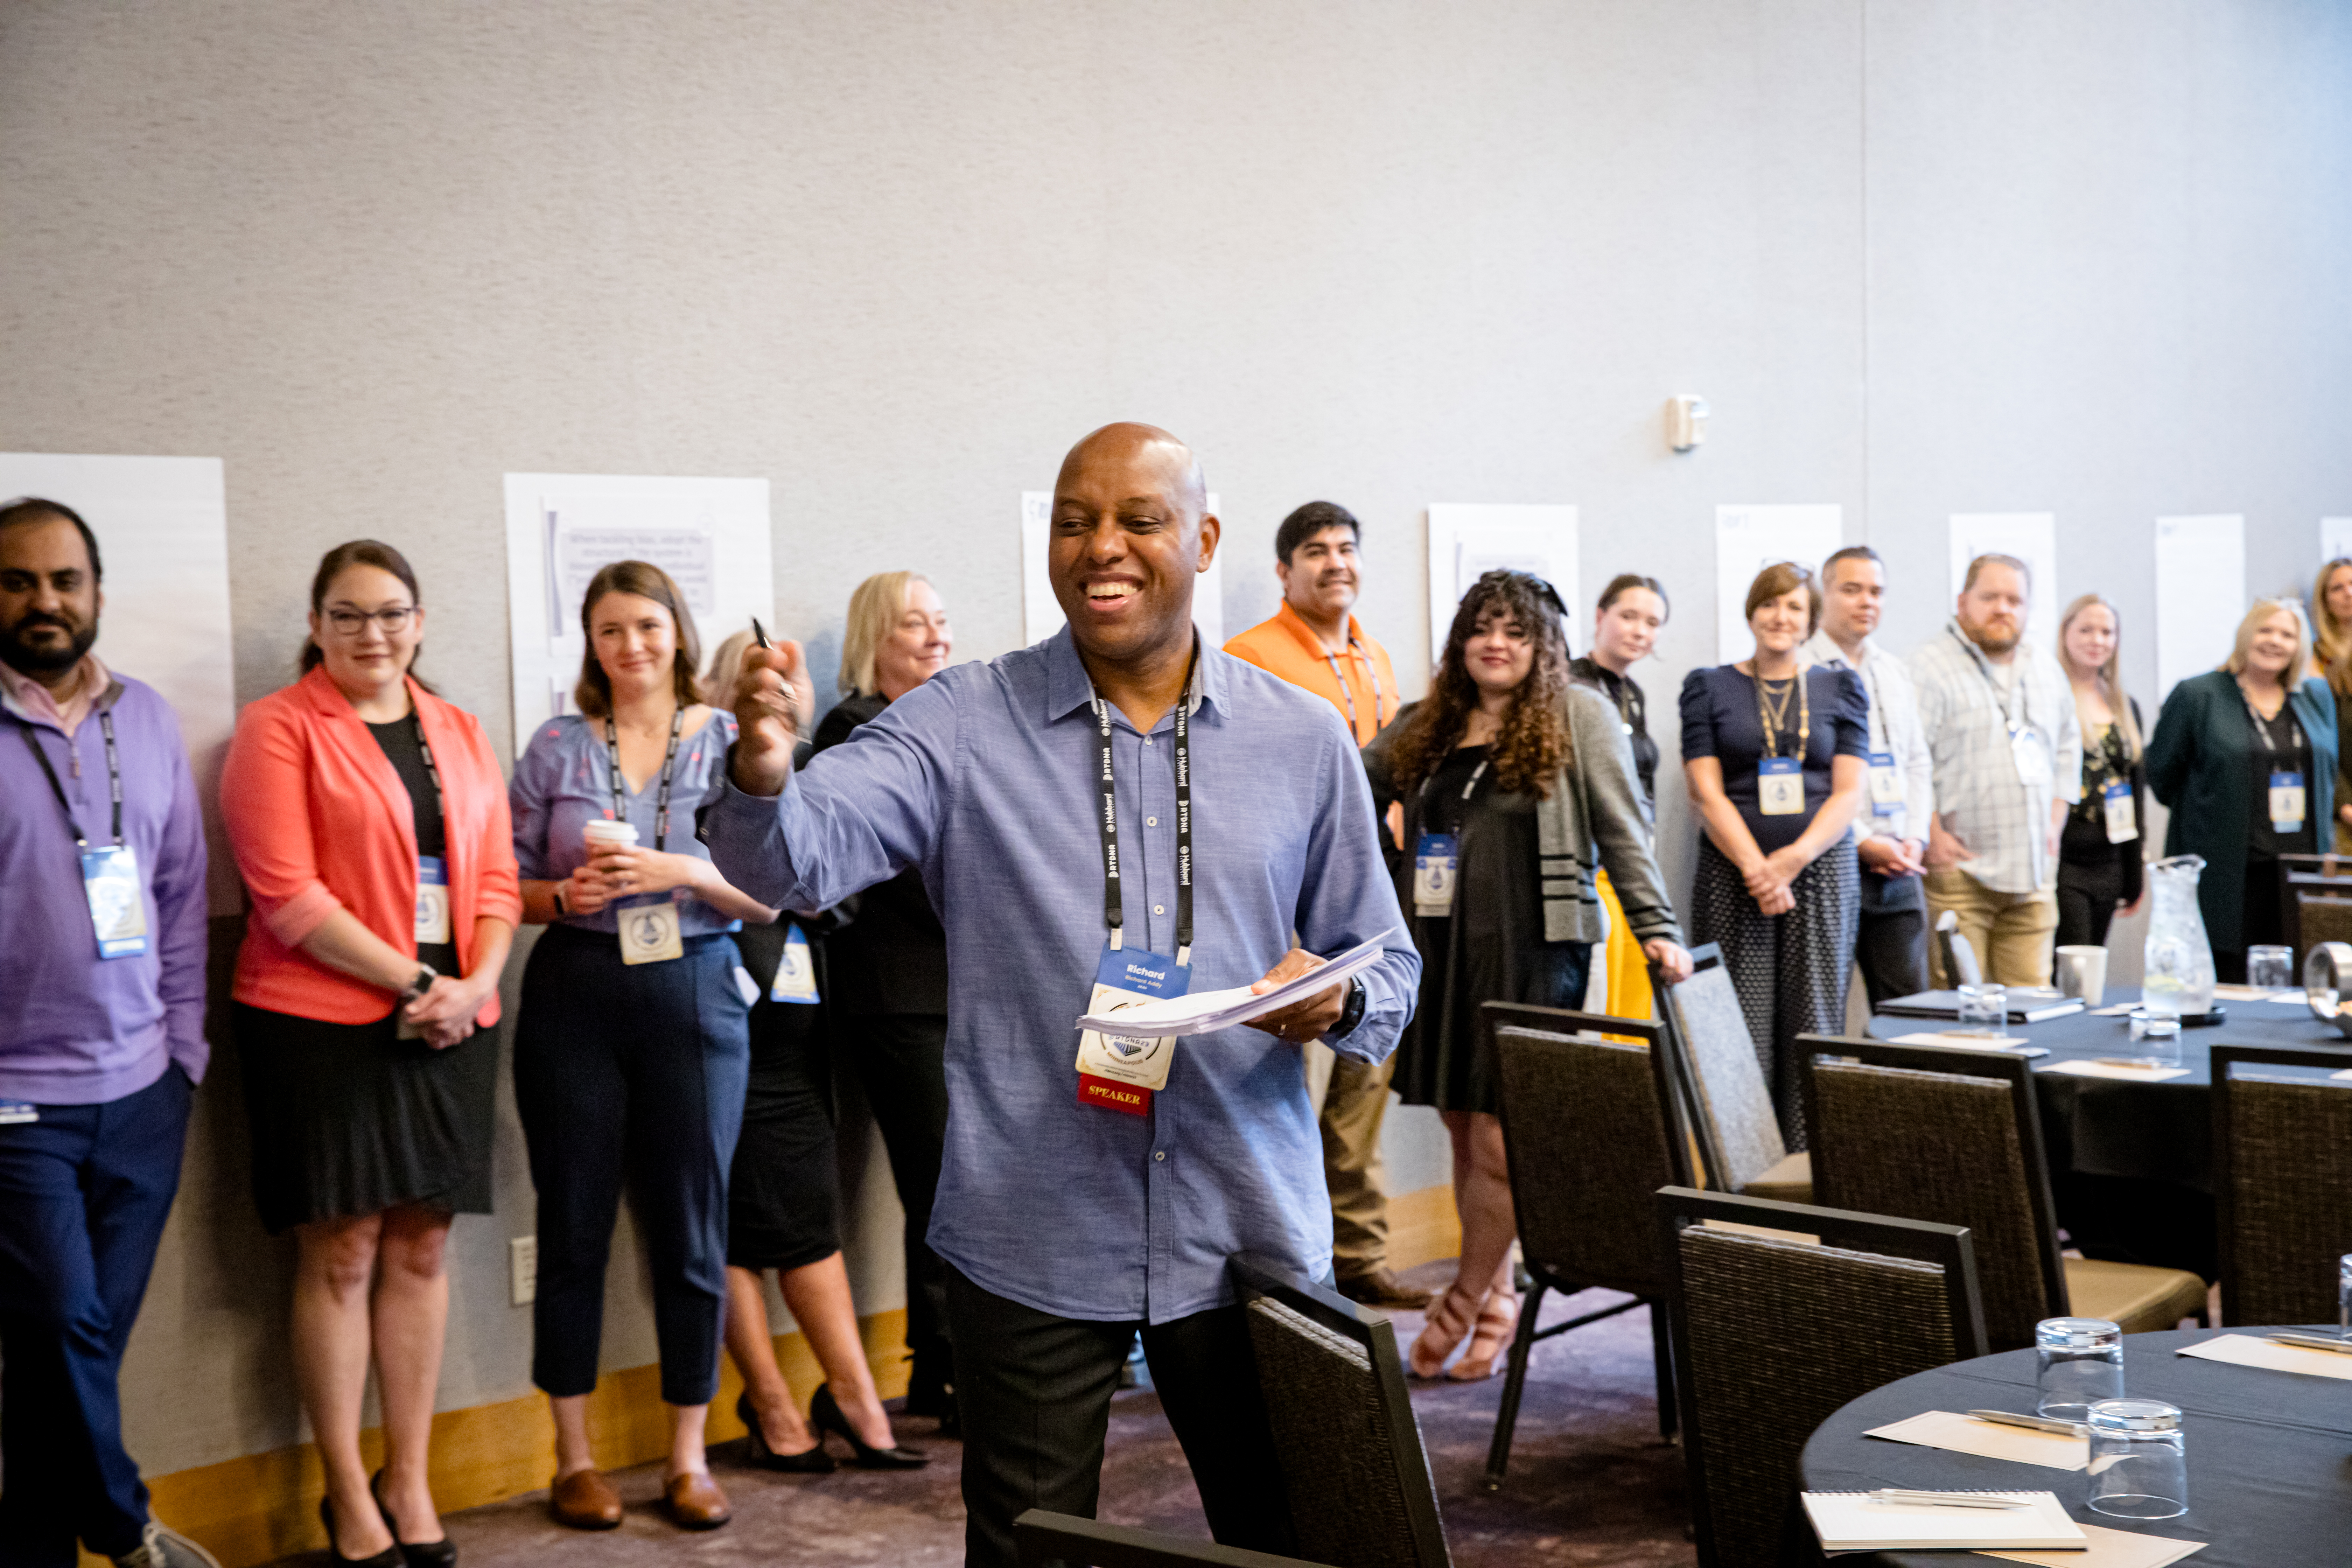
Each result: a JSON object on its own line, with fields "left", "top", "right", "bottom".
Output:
{"left": 1909, "top": 554, "right": 2082, "bottom": 986}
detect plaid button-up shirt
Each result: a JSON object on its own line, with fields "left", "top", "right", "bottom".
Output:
{"left": 1908, "top": 621, "right": 2082, "bottom": 895}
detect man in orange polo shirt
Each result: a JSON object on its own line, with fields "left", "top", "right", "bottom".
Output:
{"left": 1224, "top": 501, "right": 1423, "bottom": 1310}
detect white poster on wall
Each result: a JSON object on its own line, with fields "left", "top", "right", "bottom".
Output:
{"left": 1424, "top": 504, "right": 1577, "bottom": 668}
{"left": 503, "top": 474, "right": 773, "bottom": 755}
{"left": 2154, "top": 514, "right": 2246, "bottom": 702}
{"left": 1714, "top": 504, "right": 1842, "bottom": 663}
{"left": 1019, "top": 491, "right": 1225, "bottom": 649}
{"left": 1949, "top": 513, "right": 2059, "bottom": 652}
{"left": 0, "top": 454, "right": 241, "bottom": 914}
{"left": 2321, "top": 517, "right": 2352, "bottom": 566}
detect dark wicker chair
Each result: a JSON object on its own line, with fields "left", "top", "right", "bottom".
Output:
{"left": 1799, "top": 1036, "right": 2207, "bottom": 1349}
{"left": 2212, "top": 1044, "right": 2352, "bottom": 1325}
{"left": 2278, "top": 853, "right": 2352, "bottom": 961}
{"left": 1656, "top": 1187, "right": 1987, "bottom": 1568}
{"left": 1654, "top": 944, "right": 1811, "bottom": 1201}
{"left": 1013, "top": 1512, "right": 1330, "bottom": 1568}
{"left": 1230, "top": 1255, "right": 1452, "bottom": 1568}
{"left": 1478, "top": 1002, "right": 1697, "bottom": 1493}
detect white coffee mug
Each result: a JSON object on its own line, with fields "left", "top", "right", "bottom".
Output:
{"left": 2054, "top": 944, "right": 2108, "bottom": 1005}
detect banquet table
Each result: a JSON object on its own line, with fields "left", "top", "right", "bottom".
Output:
{"left": 1799, "top": 1326, "right": 2352, "bottom": 1567}
{"left": 1865, "top": 990, "right": 2352, "bottom": 1279}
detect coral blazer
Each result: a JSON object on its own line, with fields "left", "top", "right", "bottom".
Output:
{"left": 222, "top": 666, "right": 521, "bottom": 1025}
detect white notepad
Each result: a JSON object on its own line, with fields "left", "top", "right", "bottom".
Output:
{"left": 1802, "top": 1490, "right": 2086, "bottom": 1552}
{"left": 1891, "top": 1031, "right": 2033, "bottom": 1053}
{"left": 2039, "top": 1059, "right": 2192, "bottom": 1083}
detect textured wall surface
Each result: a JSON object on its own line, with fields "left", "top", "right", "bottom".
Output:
{"left": 1, "top": 1, "right": 2346, "bottom": 1477}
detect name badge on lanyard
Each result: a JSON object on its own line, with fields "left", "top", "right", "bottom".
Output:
{"left": 2272, "top": 770, "right": 2306, "bottom": 834}
{"left": 770, "top": 924, "right": 820, "bottom": 1003}
{"left": 1076, "top": 670, "right": 1196, "bottom": 1116}
{"left": 606, "top": 709, "right": 687, "bottom": 965}
{"left": 2102, "top": 780, "right": 2138, "bottom": 844}
{"left": 1866, "top": 750, "right": 1903, "bottom": 816}
{"left": 2010, "top": 726, "right": 2052, "bottom": 787}
{"left": 1758, "top": 756, "right": 1804, "bottom": 815}
{"left": 19, "top": 711, "right": 148, "bottom": 960}
{"left": 1413, "top": 833, "right": 1460, "bottom": 916}
{"left": 414, "top": 855, "right": 452, "bottom": 945}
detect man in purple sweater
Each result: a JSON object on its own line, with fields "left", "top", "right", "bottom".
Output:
{"left": 0, "top": 499, "right": 217, "bottom": 1568}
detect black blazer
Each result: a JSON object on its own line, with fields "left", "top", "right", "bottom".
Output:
{"left": 811, "top": 692, "right": 949, "bottom": 1015}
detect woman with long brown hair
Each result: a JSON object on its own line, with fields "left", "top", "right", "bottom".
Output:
{"left": 1363, "top": 571, "right": 1689, "bottom": 1380}
{"left": 2315, "top": 559, "right": 2352, "bottom": 850}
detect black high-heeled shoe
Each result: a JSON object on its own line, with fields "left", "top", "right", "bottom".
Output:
{"left": 810, "top": 1383, "right": 929, "bottom": 1469}
{"left": 736, "top": 1389, "right": 836, "bottom": 1472}
{"left": 318, "top": 1493, "right": 404, "bottom": 1568}
{"left": 370, "top": 1470, "right": 456, "bottom": 1568}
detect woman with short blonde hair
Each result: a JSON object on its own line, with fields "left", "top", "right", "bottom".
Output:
{"left": 839, "top": 570, "right": 943, "bottom": 697}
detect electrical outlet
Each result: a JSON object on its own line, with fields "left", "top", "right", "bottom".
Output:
{"left": 510, "top": 1235, "right": 537, "bottom": 1306}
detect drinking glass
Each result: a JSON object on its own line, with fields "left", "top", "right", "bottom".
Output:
{"left": 2339, "top": 1253, "right": 2351, "bottom": 1339}
{"left": 1956, "top": 983, "right": 2009, "bottom": 1038}
{"left": 2128, "top": 1015, "right": 2182, "bottom": 1067}
{"left": 2086, "top": 1399, "right": 2187, "bottom": 1519}
{"left": 2036, "top": 1317, "right": 2123, "bottom": 1420}
{"left": 2246, "top": 945, "right": 2294, "bottom": 992}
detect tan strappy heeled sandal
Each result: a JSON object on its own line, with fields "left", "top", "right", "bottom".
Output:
{"left": 1408, "top": 1281, "right": 1486, "bottom": 1378}
{"left": 1446, "top": 1289, "right": 1520, "bottom": 1381}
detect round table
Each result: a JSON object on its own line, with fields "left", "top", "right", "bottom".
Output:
{"left": 1867, "top": 991, "right": 2352, "bottom": 1279}
{"left": 1800, "top": 1327, "right": 2352, "bottom": 1567}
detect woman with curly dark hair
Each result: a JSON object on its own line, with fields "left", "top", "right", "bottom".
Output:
{"left": 1364, "top": 571, "right": 1690, "bottom": 1380}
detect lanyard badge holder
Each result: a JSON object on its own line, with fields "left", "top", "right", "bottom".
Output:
{"left": 1755, "top": 671, "right": 1809, "bottom": 817}
{"left": 1074, "top": 681, "right": 1195, "bottom": 1116}
{"left": 770, "top": 925, "right": 820, "bottom": 1003}
{"left": 607, "top": 709, "right": 688, "bottom": 966}
{"left": 1413, "top": 758, "right": 1487, "bottom": 916}
{"left": 2243, "top": 691, "right": 2306, "bottom": 833}
{"left": 20, "top": 712, "right": 148, "bottom": 959}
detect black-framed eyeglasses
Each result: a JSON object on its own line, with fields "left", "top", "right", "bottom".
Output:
{"left": 324, "top": 606, "right": 416, "bottom": 636}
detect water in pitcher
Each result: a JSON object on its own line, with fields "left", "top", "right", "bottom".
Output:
{"left": 2141, "top": 855, "right": 2217, "bottom": 1018}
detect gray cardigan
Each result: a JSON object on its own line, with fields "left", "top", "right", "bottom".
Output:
{"left": 1365, "top": 685, "right": 1684, "bottom": 947}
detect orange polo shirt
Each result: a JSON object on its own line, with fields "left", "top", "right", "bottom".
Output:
{"left": 1223, "top": 601, "right": 1400, "bottom": 746}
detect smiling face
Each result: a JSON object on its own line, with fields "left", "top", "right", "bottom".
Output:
{"left": 1277, "top": 525, "right": 1361, "bottom": 622}
{"left": 1592, "top": 586, "right": 1665, "bottom": 670}
{"left": 1821, "top": 556, "right": 1884, "bottom": 646}
{"left": 1749, "top": 584, "right": 1813, "bottom": 658}
{"left": 1958, "top": 562, "right": 2028, "bottom": 656}
{"left": 309, "top": 563, "right": 422, "bottom": 701}
{"left": 0, "top": 513, "right": 102, "bottom": 682}
{"left": 588, "top": 590, "right": 680, "bottom": 702}
{"left": 1464, "top": 605, "right": 1536, "bottom": 699}
{"left": 1048, "top": 424, "right": 1218, "bottom": 666}
{"left": 2063, "top": 602, "right": 2118, "bottom": 678}
{"left": 875, "top": 578, "right": 952, "bottom": 701}
{"left": 2325, "top": 564, "right": 2352, "bottom": 627}
{"left": 2245, "top": 607, "right": 2301, "bottom": 679}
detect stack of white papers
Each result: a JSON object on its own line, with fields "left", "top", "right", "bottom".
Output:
{"left": 1072, "top": 934, "right": 1395, "bottom": 1037}
{"left": 1802, "top": 1491, "right": 2084, "bottom": 1552}
{"left": 2041, "top": 1059, "right": 2191, "bottom": 1083}
{"left": 1863, "top": 1410, "right": 2087, "bottom": 1470}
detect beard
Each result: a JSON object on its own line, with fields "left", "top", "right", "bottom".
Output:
{"left": 0, "top": 612, "right": 98, "bottom": 677}
{"left": 1966, "top": 617, "right": 2021, "bottom": 656}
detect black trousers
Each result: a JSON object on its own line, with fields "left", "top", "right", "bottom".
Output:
{"left": 0, "top": 1066, "right": 190, "bottom": 1567}
{"left": 2056, "top": 854, "right": 2128, "bottom": 951}
{"left": 844, "top": 1012, "right": 953, "bottom": 1401}
{"left": 947, "top": 1265, "right": 1293, "bottom": 1568}
{"left": 1854, "top": 871, "right": 1929, "bottom": 1009}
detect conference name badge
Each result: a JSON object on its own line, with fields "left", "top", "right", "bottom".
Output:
{"left": 80, "top": 844, "right": 149, "bottom": 960}
{"left": 1075, "top": 943, "right": 1188, "bottom": 1115}
{"left": 2270, "top": 769, "right": 2306, "bottom": 834}
{"left": 0, "top": 1103, "right": 37, "bottom": 1126}
{"left": 617, "top": 892, "right": 685, "bottom": 965}
{"left": 1867, "top": 750, "right": 1903, "bottom": 816}
{"left": 770, "top": 925, "right": 820, "bottom": 1004}
{"left": 2010, "top": 728, "right": 2053, "bottom": 788}
{"left": 2102, "top": 780, "right": 2138, "bottom": 844}
{"left": 1758, "top": 756, "right": 1804, "bottom": 816}
{"left": 414, "top": 855, "right": 453, "bottom": 946}
{"left": 1413, "top": 832, "right": 1460, "bottom": 916}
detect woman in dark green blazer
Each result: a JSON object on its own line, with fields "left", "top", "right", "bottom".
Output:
{"left": 2146, "top": 599, "right": 2339, "bottom": 981}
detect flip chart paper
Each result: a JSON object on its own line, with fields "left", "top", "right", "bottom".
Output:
{"left": 2153, "top": 515, "right": 2244, "bottom": 702}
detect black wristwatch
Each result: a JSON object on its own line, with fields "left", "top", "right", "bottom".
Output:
{"left": 399, "top": 963, "right": 439, "bottom": 1004}
{"left": 1330, "top": 976, "right": 1368, "bottom": 1040}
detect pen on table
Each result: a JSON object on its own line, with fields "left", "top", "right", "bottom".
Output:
{"left": 1967, "top": 1408, "right": 2087, "bottom": 1436}
{"left": 1865, "top": 1489, "right": 2028, "bottom": 1510}
{"left": 2265, "top": 1331, "right": 2352, "bottom": 1356}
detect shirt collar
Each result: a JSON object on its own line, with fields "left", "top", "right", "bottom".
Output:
{"left": 1802, "top": 629, "right": 1877, "bottom": 670}
{"left": 1044, "top": 623, "right": 1220, "bottom": 727}
{"left": 1274, "top": 600, "right": 1362, "bottom": 659}
{"left": 0, "top": 652, "right": 110, "bottom": 733}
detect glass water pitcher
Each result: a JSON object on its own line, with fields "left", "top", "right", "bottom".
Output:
{"left": 2141, "top": 855, "right": 2217, "bottom": 1018}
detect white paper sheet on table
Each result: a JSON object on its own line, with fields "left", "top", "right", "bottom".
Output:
{"left": 1863, "top": 1409, "right": 2087, "bottom": 1470}
{"left": 1978, "top": 1521, "right": 2207, "bottom": 1567}
{"left": 1891, "top": 1032, "right": 2035, "bottom": 1053}
{"left": 2088, "top": 1003, "right": 2140, "bottom": 1016}
{"left": 2177, "top": 1333, "right": 2352, "bottom": 1381}
{"left": 2039, "top": 1060, "right": 2191, "bottom": 1083}
{"left": 2211, "top": 983, "right": 2285, "bottom": 1002}
{"left": 1072, "top": 933, "right": 1396, "bottom": 1036}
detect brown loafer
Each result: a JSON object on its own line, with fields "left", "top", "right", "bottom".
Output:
{"left": 1336, "top": 1266, "right": 1435, "bottom": 1311}
{"left": 664, "top": 1470, "right": 732, "bottom": 1530}
{"left": 549, "top": 1468, "right": 623, "bottom": 1530}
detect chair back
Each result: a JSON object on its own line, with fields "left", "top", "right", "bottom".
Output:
{"left": 1656, "top": 944, "right": 1786, "bottom": 1192}
{"left": 1657, "top": 1188, "right": 1986, "bottom": 1568}
{"left": 2211, "top": 1045, "right": 2352, "bottom": 1325}
{"left": 1485, "top": 1003, "right": 1692, "bottom": 1296}
{"left": 2279, "top": 853, "right": 2352, "bottom": 962}
{"left": 1934, "top": 909, "right": 1983, "bottom": 987}
{"left": 1013, "top": 1512, "right": 1329, "bottom": 1568}
{"left": 1799, "top": 1036, "right": 2065, "bottom": 1351}
{"left": 1229, "top": 1256, "right": 1452, "bottom": 1568}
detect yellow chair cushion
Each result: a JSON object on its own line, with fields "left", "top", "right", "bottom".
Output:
{"left": 2064, "top": 1256, "right": 2208, "bottom": 1334}
{"left": 1739, "top": 1150, "right": 1813, "bottom": 1205}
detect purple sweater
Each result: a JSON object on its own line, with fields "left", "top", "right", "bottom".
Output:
{"left": 0, "top": 672, "right": 209, "bottom": 1104}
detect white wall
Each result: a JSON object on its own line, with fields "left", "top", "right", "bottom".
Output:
{"left": 1, "top": 1, "right": 2345, "bottom": 1476}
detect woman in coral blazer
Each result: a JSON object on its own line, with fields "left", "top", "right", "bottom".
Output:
{"left": 221, "top": 540, "right": 517, "bottom": 1568}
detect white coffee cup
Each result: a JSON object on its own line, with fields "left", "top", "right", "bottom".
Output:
{"left": 582, "top": 819, "right": 639, "bottom": 854}
{"left": 2055, "top": 944, "right": 2108, "bottom": 1005}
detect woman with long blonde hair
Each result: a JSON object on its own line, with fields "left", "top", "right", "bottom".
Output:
{"left": 2314, "top": 560, "right": 2352, "bottom": 850}
{"left": 2052, "top": 594, "right": 2147, "bottom": 951}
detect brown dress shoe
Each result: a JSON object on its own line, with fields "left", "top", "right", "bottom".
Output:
{"left": 1336, "top": 1266, "right": 1435, "bottom": 1311}
{"left": 664, "top": 1470, "right": 732, "bottom": 1530}
{"left": 549, "top": 1468, "right": 623, "bottom": 1530}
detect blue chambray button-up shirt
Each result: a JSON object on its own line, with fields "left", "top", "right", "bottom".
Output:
{"left": 702, "top": 627, "right": 1417, "bottom": 1323}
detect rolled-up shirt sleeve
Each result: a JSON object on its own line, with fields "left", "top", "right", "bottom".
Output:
{"left": 1291, "top": 709, "right": 1420, "bottom": 1064}
{"left": 220, "top": 700, "right": 344, "bottom": 947}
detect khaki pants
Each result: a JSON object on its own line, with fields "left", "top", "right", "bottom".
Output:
{"left": 1924, "top": 868, "right": 2059, "bottom": 988}
{"left": 1302, "top": 1043, "right": 1395, "bottom": 1275}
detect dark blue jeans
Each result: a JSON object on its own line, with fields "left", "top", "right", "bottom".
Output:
{"left": 514, "top": 927, "right": 750, "bottom": 1407}
{"left": 0, "top": 1064, "right": 192, "bottom": 1566}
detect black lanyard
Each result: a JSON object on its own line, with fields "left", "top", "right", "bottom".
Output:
{"left": 1321, "top": 639, "right": 1384, "bottom": 740}
{"left": 18, "top": 710, "right": 122, "bottom": 849}
{"left": 406, "top": 709, "right": 448, "bottom": 840}
{"left": 604, "top": 706, "right": 685, "bottom": 850}
{"left": 1958, "top": 628, "right": 2026, "bottom": 737}
{"left": 1092, "top": 659, "right": 1195, "bottom": 964}
{"left": 1752, "top": 669, "right": 1810, "bottom": 760}
{"left": 2240, "top": 685, "right": 2302, "bottom": 759}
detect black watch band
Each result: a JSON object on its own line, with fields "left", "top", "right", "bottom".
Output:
{"left": 400, "top": 963, "right": 439, "bottom": 1003}
{"left": 1330, "top": 975, "right": 1368, "bottom": 1040}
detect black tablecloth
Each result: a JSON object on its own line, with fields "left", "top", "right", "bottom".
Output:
{"left": 1867, "top": 991, "right": 2352, "bottom": 1278}
{"left": 1800, "top": 1328, "right": 2352, "bottom": 1567}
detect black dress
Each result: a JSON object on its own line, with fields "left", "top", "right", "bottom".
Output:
{"left": 2236, "top": 702, "right": 2317, "bottom": 971}
{"left": 236, "top": 716, "right": 495, "bottom": 1234}
{"left": 1368, "top": 743, "right": 1590, "bottom": 1115}
{"left": 2055, "top": 702, "right": 2148, "bottom": 950}
{"left": 726, "top": 910, "right": 841, "bottom": 1272}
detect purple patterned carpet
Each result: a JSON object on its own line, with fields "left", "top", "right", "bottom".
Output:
{"left": 281, "top": 1263, "right": 1693, "bottom": 1566}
